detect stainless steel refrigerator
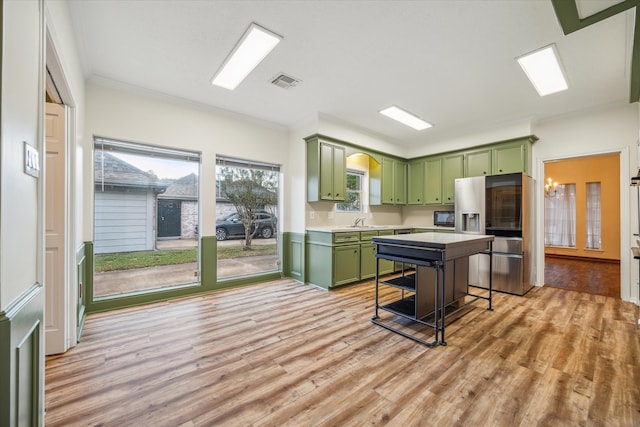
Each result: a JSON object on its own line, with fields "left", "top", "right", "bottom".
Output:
{"left": 454, "top": 173, "right": 535, "bottom": 295}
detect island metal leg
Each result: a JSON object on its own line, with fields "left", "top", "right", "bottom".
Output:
{"left": 437, "top": 261, "right": 447, "bottom": 346}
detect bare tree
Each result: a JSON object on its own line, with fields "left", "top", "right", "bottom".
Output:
{"left": 219, "top": 167, "right": 277, "bottom": 250}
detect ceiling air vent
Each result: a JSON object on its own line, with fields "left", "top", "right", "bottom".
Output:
{"left": 271, "top": 73, "right": 300, "bottom": 89}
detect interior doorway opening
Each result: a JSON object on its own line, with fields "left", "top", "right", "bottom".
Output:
{"left": 543, "top": 153, "right": 621, "bottom": 297}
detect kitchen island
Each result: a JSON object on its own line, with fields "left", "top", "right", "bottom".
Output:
{"left": 371, "top": 232, "right": 494, "bottom": 347}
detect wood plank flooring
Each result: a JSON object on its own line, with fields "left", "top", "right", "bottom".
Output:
{"left": 45, "top": 279, "right": 640, "bottom": 426}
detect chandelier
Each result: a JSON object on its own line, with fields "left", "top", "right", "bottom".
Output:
{"left": 545, "top": 177, "right": 558, "bottom": 198}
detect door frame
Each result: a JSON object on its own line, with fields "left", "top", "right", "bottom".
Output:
{"left": 535, "top": 147, "right": 630, "bottom": 302}
{"left": 45, "top": 26, "right": 79, "bottom": 350}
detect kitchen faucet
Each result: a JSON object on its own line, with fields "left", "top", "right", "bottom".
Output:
{"left": 353, "top": 217, "right": 365, "bottom": 227}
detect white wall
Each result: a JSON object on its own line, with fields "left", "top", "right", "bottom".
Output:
{"left": 84, "top": 81, "right": 290, "bottom": 238}
{"left": 0, "top": 0, "right": 44, "bottom": 310}
{"left": 532, "top": 102, "right": 639, "bottom": 303}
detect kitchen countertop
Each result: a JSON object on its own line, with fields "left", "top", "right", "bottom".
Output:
{"left": 306, "top": 225, "right": 455, "bottom": 232}
{"left": 372, "top": 232, "right": 494, "bottom": 262}
{"left": 372, "top": 232, "right": 493, "bottom": 249}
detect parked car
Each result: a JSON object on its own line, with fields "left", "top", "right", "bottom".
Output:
{"left": 215, "top": 210, "right": 277, "bottom": 241}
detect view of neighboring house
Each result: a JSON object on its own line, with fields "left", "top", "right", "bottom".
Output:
{"left": 158, "top": 173, "right": 199, "bottom": 239}
{"left": 94, "top": 151, "right": 168, "bottom": 254}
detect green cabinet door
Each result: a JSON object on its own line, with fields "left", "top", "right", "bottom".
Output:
{"left": 465, "top": 148, "right": 492, "bottom": 177}
{"left": 381, "top": 157, "right": 395, "bottom": 204}
{"left": 442, "top": 154, "right": 463, "bottom": 204}
{"left": 494, "top": 142, "right": 526, "bottom": 174}
{"left": 332, "top": 144, "right": 346, "bottom": 201}
{"left": 394, "top": 161, "right": 407, "bottom": 204}
{"left": 377, "top": 230, "right": 395, "bottom": 275}
{"left": 425, "top": 157, "right": 442, "bottom": 204}
{"left": 333, "top": 244, "right": 360, "bottom": 286}
{"left": 319, "top": 142, "right": 334, "bottom": 200}
{"left": 407, "top": 159, "right": 425, "bottom": 204}
{"left": 360, "top": 243, "right": 377, "bottom": 280}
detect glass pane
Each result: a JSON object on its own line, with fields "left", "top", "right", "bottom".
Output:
{"left": 337, "top": 172, "right": 362, "bottom": 212}
{"left": 216, "top": 159, "right": 280, "bottom": 280}
{"left": 586, "top": 182, "right": 601, "bottom": 249}
{"left": 544, "top": 183, "right": 576, "bottom": 247}
{"left": 93, "top": 144, "right": 200, "bottom": 298}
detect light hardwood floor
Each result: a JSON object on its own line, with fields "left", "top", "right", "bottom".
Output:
{"left": 45, "top": 278, "right": 640, "bottom": 426}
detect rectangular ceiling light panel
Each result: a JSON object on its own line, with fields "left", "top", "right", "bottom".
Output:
{"left": 211, "top": 23, "right": 282, "bottom": 90}
{"left": 380, "top": 106, "right": 432, "bottom": 130}
{"left": 516, "top": 44, "right": 568, "bottom": 96}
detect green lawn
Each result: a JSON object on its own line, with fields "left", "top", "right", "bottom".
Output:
{"left": 94, "top": 244, "right": 277, "bottom": 272}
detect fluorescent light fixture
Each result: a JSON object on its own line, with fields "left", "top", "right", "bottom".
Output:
{"left": 379, "top": 106, "right": 432, "bottom": 130}
{"left": 516, "top": 44, "right": 568, "bottom": 96}
{"left": 211, "top": 23, "right": 282, "bottom": 90}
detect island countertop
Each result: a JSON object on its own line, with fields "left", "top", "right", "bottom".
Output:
{"left": 305, "top": 225, "right": 454, "bottom": 233}
{"left": 372, "top": 232, "right": 494, "bottom": 262}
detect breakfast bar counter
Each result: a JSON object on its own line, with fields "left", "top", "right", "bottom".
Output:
{"left": 371, "top": 232, "right": 494, "bottom": 346}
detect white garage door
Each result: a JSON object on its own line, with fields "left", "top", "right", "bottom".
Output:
{"left": 94, "top": 189, "right": 154, "bottom": 254}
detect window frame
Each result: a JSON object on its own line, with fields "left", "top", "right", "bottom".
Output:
{"left": 336, "top": 169, "right": 364, "bottom": 213}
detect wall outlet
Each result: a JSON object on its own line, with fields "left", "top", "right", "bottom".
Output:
{"left": 309, "top": 211, "right": 315, "bottom": 219}
{"left": 328, "top": 211, "right": 334, "bottom": 219}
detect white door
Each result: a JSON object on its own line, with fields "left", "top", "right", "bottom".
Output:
{"left": 45, "top": 102, "right": 67, "bottom": 355}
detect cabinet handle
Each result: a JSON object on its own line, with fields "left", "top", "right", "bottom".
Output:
{"left": 483, "top": 171, "right": 487, "bottom": 175}
{"left": 499, "top": 169, "right": 503, "bottom": 172}
{"left": 417, "top": 198, "right": 420, "bottom": 202}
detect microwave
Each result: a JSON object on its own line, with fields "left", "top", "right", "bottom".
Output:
{"left": 434, "top": 210, "right": 455, "bottom": 227}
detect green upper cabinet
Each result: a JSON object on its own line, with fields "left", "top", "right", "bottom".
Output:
{"left": 407, "top": 159, "right": 425, "bottom": 205}
{"left": 442, "top": 154, "right": 463, "bottom": 204}
{"left": 464, "top": 137, "right": 533, "bottom": 176}
{"left": 465, "top": 148, "right": 492, "bottom": 177}
{"left": 493, "top": 140, "right": 527, "bottom": 174}
{"left": 424, "top": 157, "right": 442, "bottom": 204}
{"left": 306, "top": 136, "right": 346, "bottom": 202}
{"left": 373, "top": 157, "right": 406, "bottom": 205}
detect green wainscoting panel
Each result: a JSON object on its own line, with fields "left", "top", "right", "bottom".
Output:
{"left": 76, "top": 243, "right": 88, "bottom": 341}
{"left": 200, "top": 235, "right": 217, "bottom": 289}
{"left": 282, "top": 232, "right": 305, "bottom": 282}
{"left": 0, "top": 283, "right": 44, "bottom": 427}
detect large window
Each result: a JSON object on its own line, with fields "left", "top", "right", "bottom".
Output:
{"left": 93, "top": 138, "right": 200, "bottom": 299}
{"left": 336, "top": 170, "right": 363, "bottom": 212}
{"left": 215, "top": 156, "right": 280, "bottom": 280}
{"left": 544, "top": 183, "right": 576, "bottom": 247}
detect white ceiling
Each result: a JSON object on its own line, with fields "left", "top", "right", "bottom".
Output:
{"left": 66, "top": 0, "right": 634, "bottom": 147}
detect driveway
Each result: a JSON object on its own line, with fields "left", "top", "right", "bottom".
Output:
{"left": 94, "top": 239, "right": 279, "bottom": 297}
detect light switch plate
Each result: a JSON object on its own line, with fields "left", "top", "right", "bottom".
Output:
{"left": 24, "top": 141, "right": 40, "bottom": 178}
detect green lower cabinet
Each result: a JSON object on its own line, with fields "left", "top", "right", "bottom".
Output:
{"left": 307, "top": 229, "right": 397, "bottom": 288}
{"left": 361, "top": 243, "right": 395, "bottom": 279}
{"left": 333, "top": 244, "right": 360, "bottom": 285}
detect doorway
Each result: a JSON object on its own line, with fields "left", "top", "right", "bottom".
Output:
{"left": 158, "top": 200, "right": 182, "bottom": 238}
{"left": 543, "top": 153, "right": 621, "bottom": 297}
